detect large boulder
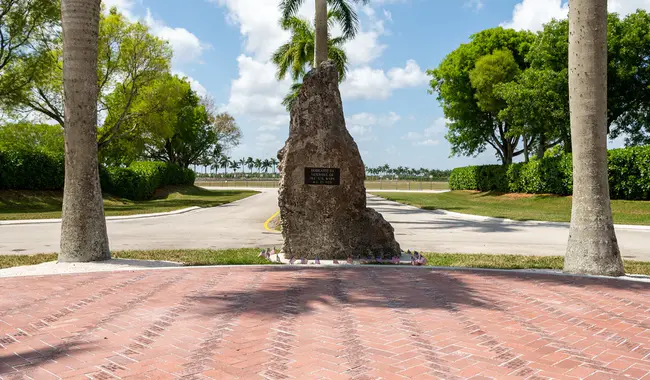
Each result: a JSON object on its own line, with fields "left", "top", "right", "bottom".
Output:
{"left": 277, "top": 61, "right": 401, "bottom": 260}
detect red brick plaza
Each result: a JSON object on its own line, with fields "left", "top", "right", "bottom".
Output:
{"left": 1, "top": 267, "right": 649, "bottom": 379}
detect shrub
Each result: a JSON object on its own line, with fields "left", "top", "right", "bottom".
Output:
{"left": 0, "top": 145, "right": 195, "bottom": 201}
{"left": 608, "top": 146, "right": 650, "bottom": 200}
{"left": 0, "top": 148, "right": 65, "bottom": 190}
{"left": 449, "top": 165, "right": 507, "bottom": 192}
{"left": 451, "top": 146, "right": 650, "bottom": 200}
{"left": 105, "top": 162, "right": 195, "bottom": 201}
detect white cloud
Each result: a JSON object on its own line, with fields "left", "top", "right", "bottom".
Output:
{"left": 388, "top": 60, "right": 428, "bottom": 88}
{"left": 347, "top": 112, "right": 400, "bottom": 127}
{"left": 175, "top": 71, "right": 209, "bottom": 97}
{"left": 145, "top": 10, "right": 208, "bottom": 68}
{"left": 401, "top": 117, "right": 447, "bottom": 145}
{"left": 225, "top": 55, "right": 291, "bottom": 122}
{"left": 349, "top": 125, "right": 372, "bottom": 136}
{"left": 256, "top": 133, "right": 281, "bottom": 146}
{"left": 415, "top": 139, "right": 440, "bottom": 146}
{"left": 102, "top": 0, "right": 137, "bottom": 19}
{"left": 465, "top": 0, "right": 485, "bottom": 11}
{"left": 502, "top": 0, "right": 650, "bottom": 31}
{"left": 341, "top": 60, "right": 428, "bottom": 100}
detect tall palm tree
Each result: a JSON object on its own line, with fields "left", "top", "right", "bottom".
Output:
{"left": 280, "top": 0, "right": 368, "bottom": 68}
{"left": 262, "top": 159, "right": 272, "bottom": 174}
{"left": 270, "top": 157, "right": 279, "bottom": 174}
{"left": 246, "top": 157, "right": 255, "bottom": 174}
{"left": 59, "top": 0, "right": 110, "bottom": 262}
{"left": 273, "top": 12, "right": 349, "bottom": 82}
{"left": 564, "top": 0, "right": 624, "bottom": 276}
{"left": 238, "top": 158, "right": 247, "bottom": 175}
{"left": 254, "top": 158, "right": 263, "bottom": 174}
{"left": 219, "top": 155, "right": 230, "bottom": 175}
{"left": 230, "top": 160, "right": 240, "bottom": 175}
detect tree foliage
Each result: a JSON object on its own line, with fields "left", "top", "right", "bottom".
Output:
{"left": 429, "top": 10, "right": 650, "bottom": 164}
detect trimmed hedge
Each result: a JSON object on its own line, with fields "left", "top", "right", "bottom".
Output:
{"left": 104, "top": 162, "right": 195, "bottom": 201}
{"left": 0, "top": 149, "right": 65, "bottom": 190}
{"left": 0, "top": 148, "right": 195, "bottom": 201}
{"left": 450, "top": 146, "right": 650, "bottom": 200}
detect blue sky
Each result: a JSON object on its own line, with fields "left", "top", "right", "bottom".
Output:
{"left": 104, "top": 0, "right": 647, "bottom": 169}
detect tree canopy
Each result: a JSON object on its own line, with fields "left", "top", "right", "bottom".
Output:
{"left": 428, "top": 11, "right": 650, "bottom": 164}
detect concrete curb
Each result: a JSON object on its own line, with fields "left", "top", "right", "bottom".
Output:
{"left": 2, "top": 259, "right": 649, "bottom": 283}
{"left": 0, "top": 206, "right": 201, "bottom": 226}
{"left": 369, "top": 195, "right": 650, "bottom": 232}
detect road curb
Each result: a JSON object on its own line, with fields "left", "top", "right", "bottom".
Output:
{"left": 0, "top": 206, "right": 201, "bottom": 226}
{"left": 263, "top": 211, "right": 281, "bottom": 233}
{"left": 369, "top": 194, "right": 650, "bottom": 232}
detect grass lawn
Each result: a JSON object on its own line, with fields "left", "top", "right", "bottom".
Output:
{"left": 2, "top": 250, "right": 649, "bottom": 276}
{"left": 373, "top": 190, "right": 650, "bottom": 225}
{"left": 0, "top": 249, "right": 271, "bottom": 269}
{"left": 0, "top": 186, "right": 257, "bottom": 220}
{"left": 198, "top": 180, "right": 450, "bottom": 191}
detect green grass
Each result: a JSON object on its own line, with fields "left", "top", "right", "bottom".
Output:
{"left": 2, "top": 250, "right": 649, "bottom": 276}
{"left": 422, "top": 253, "right": 650, "bottom": 276}
{"left": 373, "top": 190, "right": 650, "bottom": 225}
{"left": 0, "top": 249, "right": 271, "bottom": 269}
{"left": 0, "top": 186, "right": 257, "bottom": 220}
{"left": 198, "top": 180, "right": 450, "bottom": 191}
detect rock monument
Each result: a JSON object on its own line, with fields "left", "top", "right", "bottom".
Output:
{"left": 277, "top": 61, "right": 401, "bottom": 260}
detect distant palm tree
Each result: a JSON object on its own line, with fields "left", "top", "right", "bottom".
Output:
{"left": 245, "top": 157, "right": 255, "bottom": 174}
{"left": 262, "top": 159, "right": 271, "bottom": 173}
{"left": 270, "top": 158, "right": 279, "bottom": 174}
{"left": 280, "top": 0, "right": 368, "bottom": 69}
{"left": 219, "top": 156, "right": 230, "bottom": 175}
{"left": 239, "top": 158, "right": 247, "bottom": 175}
{"left": 230, "top": 160, "right": 241, "bottom": 175}
{"left": 254, "top": 158, "right": 263, "bottom": 174}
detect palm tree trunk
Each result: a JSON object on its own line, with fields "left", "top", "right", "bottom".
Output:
{"left": 314, "top": 0, "right": 328, "bottom": 67}
{"left": 564, "top": 0, "right": 624, "bottom": 276}
{"left": 59, "top": 0, "right": 110, "bottom": 262}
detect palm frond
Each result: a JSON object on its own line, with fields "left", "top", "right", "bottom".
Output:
{"left": 279, "top": 0, "right": 306, "bottom": 21}
{"left": 282, "top": 82, "right": 303, "bottom": 113}
{"left": 328, "top": 0, "right": 360, "bottom": 39}
{"left": 327, "top": 45, "right": 348, "bottom": 82}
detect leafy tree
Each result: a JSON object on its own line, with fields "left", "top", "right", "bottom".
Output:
{"left": 140, "top": 77, "right": 241, "bottom": 169}
{"left": 0, "top": 122, "right": 63, "bottom": 153}
{"left": 2, "top": 7, "right": 172, "bottom": 151}
{"left": 564, "top": 0, "right": 624, "bottom": 276}
{"left": 59, "top": 0, "right": 110, "bottom": 262}
{"left": 428, "top": 27, "right": 535, "bottom": 165}
{"left": 0, "top": 0, "right": 60, "bottom": 105}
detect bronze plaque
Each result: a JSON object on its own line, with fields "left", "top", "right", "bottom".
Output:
{"left": 304, "top": 167, "right": 341, "bottom": 185}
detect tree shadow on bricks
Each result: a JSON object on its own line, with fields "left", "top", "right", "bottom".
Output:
{"left": 0, "top": 341, "right": 95, "bottom": 375}
{"left": 188, "top": 266, "right": 498, "bottom": 319}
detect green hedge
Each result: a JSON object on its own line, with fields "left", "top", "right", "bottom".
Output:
{"left": 450, "top": 146, "right": 650, "bottom": 200}
{"left": 449, "top": 165, "right": 508, "bottom": 192}
{"left": 0, "top": 148, "right": 195, "bottom": 201}
{"left": 0, "top": 149, "right": 65, "bottom": 190}
{"left": 103, "top": 162, "right": 195, "bottom": 201}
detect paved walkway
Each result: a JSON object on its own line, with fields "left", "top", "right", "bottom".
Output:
{"left": 1, "top": 188, "right": 649, "bottom": 260}
{"left": 1, "top": 266, "right": 649, "bottom": 379}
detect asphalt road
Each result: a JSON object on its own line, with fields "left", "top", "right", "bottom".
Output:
{"left": 1, "top": 188, "right": 649, "bottom": 260}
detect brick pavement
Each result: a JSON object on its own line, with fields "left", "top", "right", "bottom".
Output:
{"left": 1, "top": 267, "right": 649, "bottom": 379}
